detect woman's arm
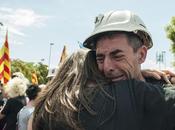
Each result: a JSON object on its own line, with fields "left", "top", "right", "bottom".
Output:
{"left": 27, "top": 115, "right": 33, "bottom": 130}
{"left": 142, "top": 69, "right": 175, "bottom": 84}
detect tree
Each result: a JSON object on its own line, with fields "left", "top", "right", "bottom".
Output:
{"left": 34, "top": 62, "right": 49, "bottom": 84}
{"left": 11, "top": 59, "right": 49, "bottom": 84}
{"left": 165, "top": 16, "right": 175, "bottom": 53}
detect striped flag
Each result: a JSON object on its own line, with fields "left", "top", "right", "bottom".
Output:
{"left": 0, "top": 31, "right": 11, "bottom": 84}
{"left": 59, "top": 45, "right": 68, "bottom": 64}
{"left": 0, "top": 45, "right": 4, "bottom": 80}
{"left": 31, "top": 72, "right": 38, "bottom": 84}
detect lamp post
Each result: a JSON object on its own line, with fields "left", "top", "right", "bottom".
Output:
{"left": 156, "top": 51, "right": 166, "bottom": 69}
{"left": 162, "top": 51, "right": 166, "bottom": 69}
{"left": 48, "top": 43, "right": 54, "bottom": 69}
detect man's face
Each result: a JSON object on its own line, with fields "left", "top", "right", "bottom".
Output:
{"left": 96, "top": 34, "right": 146, "bottom": 82}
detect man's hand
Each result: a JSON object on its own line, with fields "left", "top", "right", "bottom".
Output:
{"left": 142, "top": 69, "right": 175, "bottom": 84}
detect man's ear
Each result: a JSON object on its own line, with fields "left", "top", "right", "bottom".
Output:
{"left": 137, "top": 45, "right": 147, "bottom": 64}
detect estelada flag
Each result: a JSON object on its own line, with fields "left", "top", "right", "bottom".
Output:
{"left": 0, "top": 30, "right": 11, "bottom": 84}
{"left": 31, "top": 72, "right": 38, "bottom": 84}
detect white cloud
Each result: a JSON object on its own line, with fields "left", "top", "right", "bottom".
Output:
{"left": 8, "top": 26, "right": 25, "bottom": 36}
{"left": 0, "top": 7, "right": 49, "bottom": 36}
{"left": 9, "top": 9, "right": 48, "bottom": 27}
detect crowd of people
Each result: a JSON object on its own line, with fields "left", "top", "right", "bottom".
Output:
{"left": 0, "top": 73, "right": 45, "bottom": 130}
{"left": 0, "top": 10, "right": 175, "bottom": 130}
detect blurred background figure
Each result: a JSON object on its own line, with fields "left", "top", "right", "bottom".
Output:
{"left": 47, "top": 67, "right": 58, "bottom": 81}
{"left": 0, "top": 81, "right": 6, "bottom": 130}
{"left": 18, "top": 84, "right": 41, "bottom": 130}
{"left": 0, "top": 81, "right": 4, "bottom": 110}
{"left": 12, "top": 72, "right": 30, "bottom": 85}
{"left": 0, "top": 77, "right": 27, "bottom": 130}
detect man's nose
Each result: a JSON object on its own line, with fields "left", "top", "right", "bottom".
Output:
{"left": 103, "top": 57, "right": 115, "bottom": 73}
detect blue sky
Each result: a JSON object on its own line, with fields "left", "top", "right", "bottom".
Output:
{"left": 0, "top": 0, "right": 174, "bottom": 70}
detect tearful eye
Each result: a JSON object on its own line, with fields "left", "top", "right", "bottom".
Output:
{"left": 96, "top": 58, "right": 104, "bottom": 63}
{"left": 113, "top": 55, "right": 124, "bottom": 60}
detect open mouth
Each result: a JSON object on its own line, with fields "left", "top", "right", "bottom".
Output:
{"left": 111, "top": 74, "right": 126, "bottom": 82}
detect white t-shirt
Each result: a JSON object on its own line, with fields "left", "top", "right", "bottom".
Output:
{"left": 17, "top": 106, "right": 34, "bottom": 130}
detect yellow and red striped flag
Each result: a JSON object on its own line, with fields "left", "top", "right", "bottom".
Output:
{"left": 0, "top": 45, "right": 4, "bottom": 81}
{"left": 31, "top": 72, "right": 38, "bottom": 84}
{"left": 0, "top": 31, "right": 11, "bottom": 84}
{"left": 59, "top": 45, "right": 68, "bottom": 64}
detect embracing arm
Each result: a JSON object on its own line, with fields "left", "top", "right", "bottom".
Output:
{"left": 141, "top": 69, "right": 175, "bottom": 84}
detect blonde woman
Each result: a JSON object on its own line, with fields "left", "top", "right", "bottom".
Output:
{"left": 33, "top": 49, "right": 88, "bottom": 130}
{"left": 0, "top": 77, "right": 27, "bottom": 130}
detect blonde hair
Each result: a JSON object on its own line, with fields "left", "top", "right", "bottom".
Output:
{"left": 12, "top": 72, "right": 30, "bottom": 85}
{"left": 33, "top": 49, "right": 89, "bottom": 130}
{"left": 5, "top": 77, "right": 27, "bottom": 98}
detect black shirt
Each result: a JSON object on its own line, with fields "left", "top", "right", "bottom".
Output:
{"left": 1, "top": 96, "right": 26, "bottom": 130}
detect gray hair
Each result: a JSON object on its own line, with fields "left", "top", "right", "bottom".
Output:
{"left": 92, "top": 31, "right": 144, "bottom": 52}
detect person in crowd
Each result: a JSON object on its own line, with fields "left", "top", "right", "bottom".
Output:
{"left": 32, "top": 46, "right": 175, "bottom": 130}
{"left": 0, "top": 81, "right": 4, "bottom": 110}
{"left": 18, "top": 84, "right": 41, "bottom": 130}
{"left": 0, "top": 77, "right": 27, "bottom": 130}
{"left": 33, "top": 49, "right": 88, "bottom": 130}
{"left": 47, "top": 67, "right": 59, "bottom": 81}
{"left": 26, "top": 84, "right": 46, "bottom": 130}
{"left": 79, "top": 10, "right": 175, "bottom": 130}
{"left": 83, "top": 10, "right": 175, "bottom": 85}
{"left": 78, "top": 50, "right": 175, "bottom": 130}
{"left": 12, "top": 72, "right": 30, "bottom": 85}
{"left": 0, "top": 81, "right": 6, "bottom": 130}
{"left": 39, "top": 84, "right": 46, "bottom": 90}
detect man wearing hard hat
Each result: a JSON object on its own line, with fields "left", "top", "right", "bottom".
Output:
{"left": 83, "top": 10, "right": 157, "bottom": 82}
{"left": 79, "top": 10, "right": 175, "bottom": 130}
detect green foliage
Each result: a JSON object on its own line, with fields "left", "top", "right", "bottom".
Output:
{"left": 34, "top": 62, "right": 49, "bottom": 84}
{"left": 165, "top": 16, "right": 175, "bottom": 53}
{"left": 11, "top": 59, "right": 49, "bottom": 84}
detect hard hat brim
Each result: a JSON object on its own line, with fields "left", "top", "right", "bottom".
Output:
{"left": 83, "top": 28, "right": 153, "bottom": 49}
